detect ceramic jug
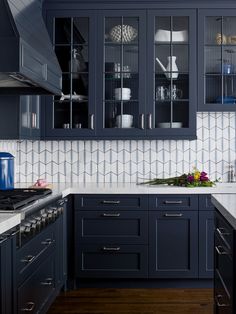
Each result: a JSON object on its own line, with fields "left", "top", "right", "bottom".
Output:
{"left": 156, "top": 56, "right": 179, "bottom": 79}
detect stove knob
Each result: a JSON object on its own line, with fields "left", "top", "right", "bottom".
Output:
{"left": 33, "top": 216, "right": 42, "bottom": 231}
{"left": 41, "top": 213, "right": 48, "bottom": 226}
{"left": 46, "top": 209, "right": 54, "bottom": 222}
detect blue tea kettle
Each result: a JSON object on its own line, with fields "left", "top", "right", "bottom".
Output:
{"left": 0, "top": 152, "right": 14, "bottom": 190}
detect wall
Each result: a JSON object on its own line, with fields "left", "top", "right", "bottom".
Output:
{"left": 0, "top": 112, "right": 235, "bottom": 183}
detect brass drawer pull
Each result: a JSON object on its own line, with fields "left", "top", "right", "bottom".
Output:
{"left": 215, "top": 294, "right": 229, "bottom": 307}
{"left": 41, "top": 238, "right": 54, "bottom": 245}
{"left": 21, "top": 302, "right": 35, "bottom": 312}
{"left": 102, "top": 246, "right": 121, "bottom": 252}
{"left": 101, "top": 200, "right": 120, "bottom": 205}
{"left": 216, "top": 227, "right": 230, "bottom": 237}
{"left": 101, "top": 213, "right": 120, "bottom": 217}
{"left": 163, "top": 213, "right": 183, "bottom": 217}
{"left": 21, "top": 255, "right": 35, "bottom": 263}
{"left": 164, "top": 200, "right": 183, "bottom": 204}
{"left": 41, "top": 277, "right": 53, "bottom": 286}
{"left": 215, "top": 245, "right": 229, "bottom": 255}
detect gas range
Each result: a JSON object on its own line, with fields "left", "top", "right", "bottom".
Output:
{"left": 0, "top": 188, "right": 52, "bottom": 211}
{"left": 0, "top": 188, "right": 66, "bottom": 247}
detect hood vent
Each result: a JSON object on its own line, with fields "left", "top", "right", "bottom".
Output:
{"left": 0, "top": 0, "right": 62, "bottom": 95}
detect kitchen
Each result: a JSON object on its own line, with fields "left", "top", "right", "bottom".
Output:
{"left": 0, "top": 0, "right": 236, "bottom": 313}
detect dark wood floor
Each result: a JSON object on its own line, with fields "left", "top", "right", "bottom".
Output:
{"left": 47, "top": 288, "right": 214, "bottom": 314}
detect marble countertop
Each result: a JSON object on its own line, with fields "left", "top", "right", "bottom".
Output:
{"left": 0, "top": 213, "right": 21, "bottom": 235}
{"left": 212, "top": 193, "right": 236, "bottom": 229}
{"left": 15, "top": 182, "right": 236, "bottom": 197}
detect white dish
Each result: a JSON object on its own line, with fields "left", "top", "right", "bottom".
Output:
{"left": 116, "top": 114, "right": 133, "bottom": 128}
{"left": 158, "top": 122, "right": 183, "bottom": 128}
{"left": 155, "top": 29, "right": 188, "bottom": 42}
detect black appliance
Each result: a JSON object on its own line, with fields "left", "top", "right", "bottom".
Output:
{"left": 0, "top": 0, "right": 62, "bottom": 95}
{"left": 0, "top": 188, "right": 66, "bottom": 247}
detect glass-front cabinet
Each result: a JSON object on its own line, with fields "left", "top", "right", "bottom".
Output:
{"left": 198, "top": 10, "right": 236, "bottom": 111}
{"left": 96, "top": 11, "right": 146, "bottom": 136}
{"left": 45, "top": 12, "right": 96, "bottom": 137}
{"left": 146, "top": 10, "right": 196, "bottom": 137}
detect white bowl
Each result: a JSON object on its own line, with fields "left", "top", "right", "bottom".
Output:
{"left": 116, "top": 114, "right": 133, "bottom": 128}
{"left": 110, "top": 25, "right": 138, "bottom": 43}
{"left": 158, "top": 122, "right": 183, "bottom": 128}
{"left": 155, "top": 30, "right": 188, "bottom": 42}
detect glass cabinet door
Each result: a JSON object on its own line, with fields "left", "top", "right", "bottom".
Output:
{"left": 97, "top": 11, "right": 146, "bottom": 136}
{"left": 147, "top": 10, "right": 196, "bottom": 138}
{"left": 45, "top": 13, "right": 96, "bottom": 137}
{"left": 198, "top": 10, "right": 236, "bottom": 111}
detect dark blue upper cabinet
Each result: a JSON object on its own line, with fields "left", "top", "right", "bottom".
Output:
{"left": 0, "top": 95, "right": 40, "bottom": 140}
{"left": 198, "top": 9, "right": 236, "bottom": 111}
{"left": 96, "top": 10, "right": 147, "bottom": 138}
{"left": 146, "top": 9, "right": 197, "bottom": 139}
{"left": 44, "top": 11, "right": 96, "bottom": 138}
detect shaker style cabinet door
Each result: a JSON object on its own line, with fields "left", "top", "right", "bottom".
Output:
{"left": 198, "top": 10, "right": 236, "bottom": 111}
{"left": 146, "top": 10, "right": 197, "bottom": 139}
{"left": 44, "top": 11, "right": 96, "bottom": 138}
{"left": 96, "top": 10, "right": 147, "bottom": 137}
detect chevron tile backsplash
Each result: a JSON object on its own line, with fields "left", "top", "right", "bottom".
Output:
{"left": 0, "top": 112, "right": 235, "bottom": 183}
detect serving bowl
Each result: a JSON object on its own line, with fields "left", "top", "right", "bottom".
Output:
{"left": 158, "top": 122, "right": 183, "bottom": 128}
{"left": 155, "top": 29, "right": 188, "bottom": 42}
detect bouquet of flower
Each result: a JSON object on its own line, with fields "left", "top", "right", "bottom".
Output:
{"left": 140, "top": 168, "right": 216, "bottom": 187}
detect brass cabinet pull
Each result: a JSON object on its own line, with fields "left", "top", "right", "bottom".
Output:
{"left": 41, "top": 238, "right": 54, "bottom": 245}
{"left": 101, "top": 213, "right": 121, "bottom": 217}
{"left": 163, "top": 213, "right": 183, "bottom": 217}
{"left": 101, "top": 200, "right": 120, "bottom": 205}
{"left": 41, "top": 277, "right": 53, "bottom": 286}
{"left": 140, "top": 114, "right": 145, "bottom": 129}
{"left": 102, "top": 246, "right": 121, "bottom": 252}
{"left": 90, "top": 114, "right": 94, "bottom": 130}
{"left": 215, "top": 245, "right": 229, "bottom": 255}
{"left": 21, "top": 302, "right": 35, "bottom": 312}
{"left": 216, "top": 227, "right": 230, "bottom": 237}
{"left": 215, "top": 294, "right": 229, "bottom": 307}
{"left": 21, "top": 255, "right": 35, "bottom": 263}
{"left": 164, "top": 200, "right": 183, "bottom": 204}
{"left": 148, "top": 113, "right": 152, "bottom": 129}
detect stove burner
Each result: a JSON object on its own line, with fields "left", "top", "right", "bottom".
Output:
{"left": 0, "top": 188, "right": 52, "bottom": 210}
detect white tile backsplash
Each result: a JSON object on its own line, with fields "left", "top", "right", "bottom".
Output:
{"left": 0, "top": 112, "right": 235, "bottom": 183}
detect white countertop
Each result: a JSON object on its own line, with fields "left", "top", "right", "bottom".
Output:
{"left": 17, "top": 182, "right": 235, "bottom": 197}
{"left": 212, "top": 193, "right": 236, "bottom": 229}
{"left": 0, "top": 213, "right": 21, "bottom": 235}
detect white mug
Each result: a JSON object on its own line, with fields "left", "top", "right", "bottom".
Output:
{"left": 114, "top": 88, "right": 131, "bottom": 100}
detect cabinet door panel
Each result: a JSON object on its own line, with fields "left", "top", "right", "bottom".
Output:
{"left": 149, "top": 210, "right": 198, "bottom": 278}
{"left": 146, "top": 9, "right": 196, "bottom": 138}
{"left": 76, "top": 244, "right": 148, "bottom": 278}
{"left": 198, "top": 9, "right": 236, "bottom": 111}
{"left": 96, "top": 10, "right": 146, "bottom": 137}
{"left": 199, "top": 210, "right": 214, "bottom": 278}
{"left": 76, "top": 211, "right": 148, "bottom": 244}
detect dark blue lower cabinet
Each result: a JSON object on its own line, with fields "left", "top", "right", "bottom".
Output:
{"left": 76, "top": 244, "right": 148, "bottom": 278}
{"left": 17, "top": 252, "right": 56, "bottom": 313}
{"left": 0, "top": 234, "right": 15, "bottom": 314}
{"left": 149, "top": 211, "right": 198, "bottom": 278}
{"left": 199, "top": 210, "right": 214, "bottom": 278}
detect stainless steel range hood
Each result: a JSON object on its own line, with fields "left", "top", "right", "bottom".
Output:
{"left": 0, "top": 0, "right": 62, "bottom": 95}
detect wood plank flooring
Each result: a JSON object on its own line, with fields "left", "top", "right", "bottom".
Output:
{"left": 47, "top": 288, "right": 214, "bottom": 314}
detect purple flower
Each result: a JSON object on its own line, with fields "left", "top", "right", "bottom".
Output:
{"left": 200, "top": 176, "right": 209, "bottom": 181}
{"left": 200, "top": 171, "right": 207, "bottom": 177}
{"left": 187, "top": 175, "right": 194, "bottom": 182}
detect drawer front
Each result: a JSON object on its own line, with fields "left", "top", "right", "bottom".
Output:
{"left": 149, "top": 195, "right": 198, "bottom": 211}
{"left": 199, "top": 195, "right": 214, "bottom": 210}
{"left": 17, "top": 252, "right": 55, "bottom": 314}
{"left": 215, "top": 270, "right": 232, "bottom": 314}
{"left": 215, "top": 233, "right": 233, "bottom": 297}
{"left": 16, "top": 224, "right": 56, "bottom": 284}
{"left": 215, "top": 211, "right": 233, "bottom": 250}
{"left": 76, "top": 244, "right": 148, "bottom": 278}
{"left": 76, "top": 211, "right": 148, "bottom": 244}
{"left": 74, "top": 195, "right": 148, "bottom": 211}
